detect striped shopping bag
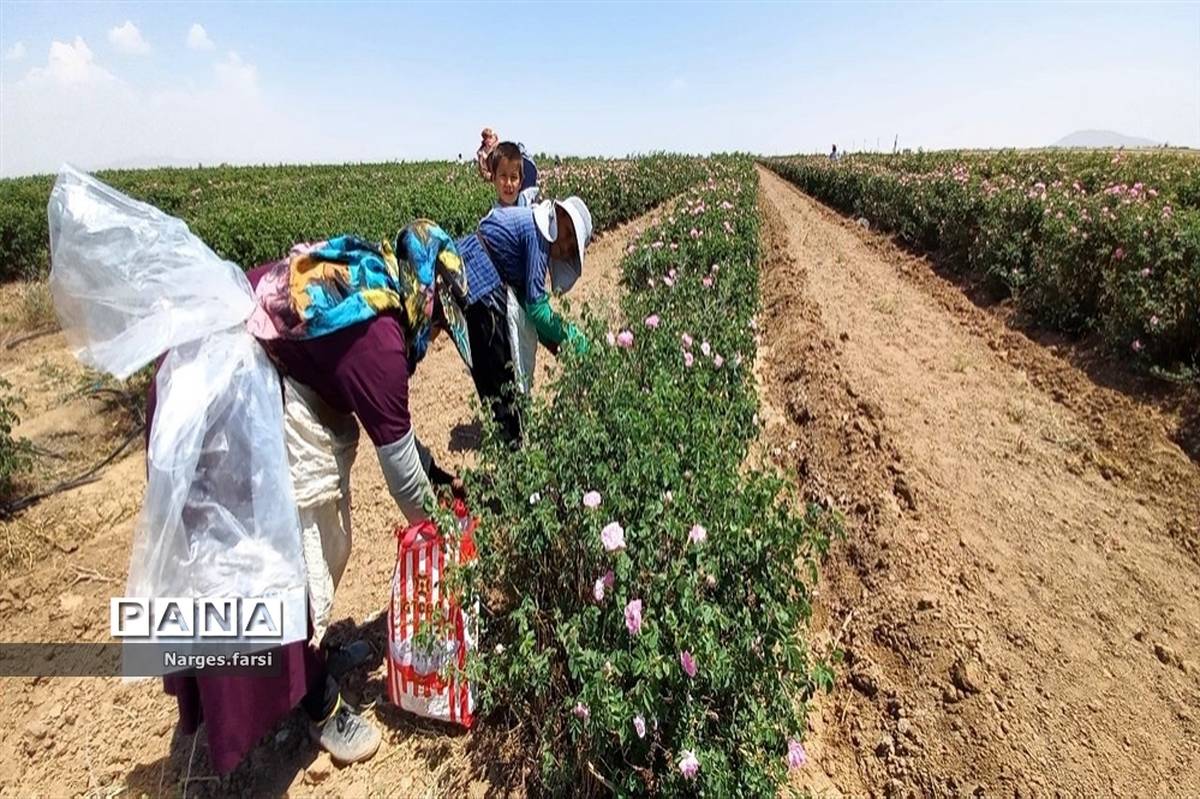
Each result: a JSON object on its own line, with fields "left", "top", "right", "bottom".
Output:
{"left": 386, "top": 502, "right": 478, "bottom": 727}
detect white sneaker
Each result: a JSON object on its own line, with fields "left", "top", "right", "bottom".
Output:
{"left": 310, "top": 698, "right": 381, "bottom": 765}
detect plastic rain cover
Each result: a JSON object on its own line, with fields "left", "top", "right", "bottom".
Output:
{"left": 47, "top": 165, "right": 307, "bottom": 656}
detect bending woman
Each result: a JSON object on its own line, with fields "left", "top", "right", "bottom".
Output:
{"left": 154, "top": 222, "right": 471, "bottom": 772}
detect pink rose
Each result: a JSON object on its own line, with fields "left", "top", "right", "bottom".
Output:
{"left": 583, "top": 490, "right": 602, "bottom": 510}
{"left": 617, "top": 330, "right": 634, "bottom": 348}
{"left": 624, "top": 599, "right": 643, "bottom": 635}
{"left": 593, "top": 569, "right": 615, "bottom": 602}
{"left": 644, "top": 314, "right": 661, "bottom": 329}
{"left": 680, "top": 650, "right": 697, "bottom": 678}
{"left": 601, "top": 522, "right": 626, "bottom": 551}
{"left": 787, "top": 739, "right": 808, "bottom": 770}
{"left": 678, "top": 750, "right": 699, "bottom": 779}
{"left": 633, "top": 714, "right": 646, "bottom": 739}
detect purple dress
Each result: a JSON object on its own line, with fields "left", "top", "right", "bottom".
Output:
{"left": 154, "top": 261, "right": 416, "bottom": 773}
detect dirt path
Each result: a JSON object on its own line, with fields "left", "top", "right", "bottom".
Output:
{"left": 755, "top": 166, "right": 1200, "bottom": 798}
{"left": 0, "top": 204, "right": 659, "bottom": 798}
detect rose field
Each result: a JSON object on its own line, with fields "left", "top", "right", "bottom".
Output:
{"left": 0, "top": 155, "right": 709, "bottom": 282}
{"left": 766, "top": 150, "right": 1200, "bottom": 372}
{"left": 0, "top": 151, "right": 1199, "bottom": 798}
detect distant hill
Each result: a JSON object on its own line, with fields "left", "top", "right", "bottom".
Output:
{"left": 1052, "top": 130, "right": 1163, "bottom": 149}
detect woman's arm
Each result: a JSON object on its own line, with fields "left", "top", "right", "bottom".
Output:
{"left": 414, "top": 435, "right": 456, "bottom": 487}
{"left": 377, "top": 431, "right": 434, "bottom": 523}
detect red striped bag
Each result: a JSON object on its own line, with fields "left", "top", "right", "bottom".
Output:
{"left": 386, "top": 503, "right": 478, "bottom": 727}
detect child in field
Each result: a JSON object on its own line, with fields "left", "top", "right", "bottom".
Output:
{"left": 488, "top": 141, "right": 540, "bottom": 208}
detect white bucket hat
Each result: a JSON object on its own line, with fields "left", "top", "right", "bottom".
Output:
{"left": 532, "top": 196, "right": 592, "bottom": 294}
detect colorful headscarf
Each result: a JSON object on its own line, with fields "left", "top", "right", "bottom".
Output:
{"left": 395, "top": 220, "right": 472, "bottom": 369}
{"left": 246, "top": 220, "right": 472, "bottom": 371}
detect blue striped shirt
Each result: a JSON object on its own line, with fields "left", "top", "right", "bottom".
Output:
{"left": 478, "top": 207, "right": 550, "bottom": 306}
{"left": 456, "top": 232, "right": 502, "bottom": 306}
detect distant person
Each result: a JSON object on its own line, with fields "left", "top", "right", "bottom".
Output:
{"left": 476, "top": 127, "right": 500, "bottom": 180}
{"left": 830, "top": 144, "right": 839, "bottom": 161}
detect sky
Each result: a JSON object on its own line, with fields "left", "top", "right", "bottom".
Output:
{"left": 0, "top": 1, "right": 1197, "bottom": 177}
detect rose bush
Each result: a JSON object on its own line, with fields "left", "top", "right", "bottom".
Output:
{"left": 766, "top": 152, "right": 1200, "bottom": 373}
{"left": 0, "top": 378, "right": 30, "bottom": 501}
{"left": 461, "top": 158, "right": 837, "bottom": 796}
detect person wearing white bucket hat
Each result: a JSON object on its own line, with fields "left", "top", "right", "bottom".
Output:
{"left": 455, "top": 195, "right": 592, "bottom": 443}
{"left": 532, "top": 196, "right": 592, "bottom": 295}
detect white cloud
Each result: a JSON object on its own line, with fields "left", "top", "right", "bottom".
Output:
{"left": 108, "top": 21, "right": 150, "bottom": 55}
{"left": 186, "top": 24, "right": 214, "bottom": 51}
{"left": 1, "top": 43, "right": 329, "bottom": 177}
{"left": 214, "top": 51, "right": 257, "bottom": 95}
{"left": 4, "top": 42, "right": 26, "bottom": 61}
{"left": 24, "top": 37, "right": 115, "bottom": 86}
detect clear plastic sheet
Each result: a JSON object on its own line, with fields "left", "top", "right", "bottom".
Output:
{"left": 47, "top": 165, "right": 306, "bottom": 647}
{"left": 48, "top": 165, "right": 255, "bottom": 380}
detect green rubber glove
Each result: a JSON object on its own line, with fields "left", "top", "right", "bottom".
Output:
{"left": 566, "top": 325, "right": 589, "bottom": 355}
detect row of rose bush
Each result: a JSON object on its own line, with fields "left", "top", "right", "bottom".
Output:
{"left": 459, "top": 158, "right": 835, "bottom": 796}
{"left": 840, "top": 149, "right": 1200, "bottom": 208}
{"left": 766, "top": 153, "right": 1200, "bottom": 373}
{"left": 0, "top": 155, "right": 708, "bottom": 281}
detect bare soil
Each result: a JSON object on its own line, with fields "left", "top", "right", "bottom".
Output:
{"left": 756, "top": 166, "right": 1200, "bottom": 798}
